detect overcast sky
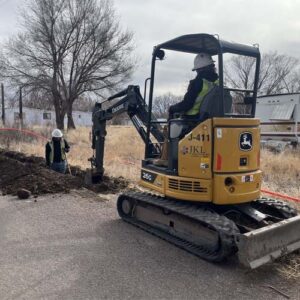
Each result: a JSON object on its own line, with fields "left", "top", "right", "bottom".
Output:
{"left": 0, "top": 0, "right": 300, "bottom": 97}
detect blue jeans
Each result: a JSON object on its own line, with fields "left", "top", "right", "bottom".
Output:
{"left": 51, "top": 161, "right": 67, "bottom": 174}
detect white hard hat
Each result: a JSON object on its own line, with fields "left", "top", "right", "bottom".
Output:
{"left": 52, "top": 129, "right": 63, "bottom": 138}
{"left": 192, "top": 53, "right": 215, "bottom": 71}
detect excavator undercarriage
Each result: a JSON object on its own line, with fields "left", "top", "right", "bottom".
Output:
{"left": 117, "top": 192, "right": 299, "bottom": 268}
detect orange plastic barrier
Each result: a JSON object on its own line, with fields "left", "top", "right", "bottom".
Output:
{"left": 0, "top": 128, "right": 48, "bottom": 141}
{"left": 261, "top": 189, "right": 300, "bottom": 203}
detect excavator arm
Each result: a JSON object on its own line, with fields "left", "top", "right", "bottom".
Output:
{"left": 88, "top": 85, "right": 165, "bottom": 182}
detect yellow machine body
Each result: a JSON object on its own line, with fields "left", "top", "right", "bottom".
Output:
{"left": 140, "top": 118, "right": 262, "bottom": 204}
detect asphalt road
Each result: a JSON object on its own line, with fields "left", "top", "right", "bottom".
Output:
{"left": 0, "top": 191, "right": 299, "bottom": 300}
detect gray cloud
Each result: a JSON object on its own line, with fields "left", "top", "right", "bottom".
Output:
{"left": 1, "top": 0, "right": 300, "bottom": 97}
{"left": 114, "top": 0, "right": 300, "bottom": 96}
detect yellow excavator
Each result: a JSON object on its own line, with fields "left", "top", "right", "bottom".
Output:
{"left": 88, "top": 34, "right": 300, "bottom": 268}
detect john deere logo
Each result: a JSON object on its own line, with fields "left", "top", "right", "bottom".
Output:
{"left": 239, "top": 132, "right": 252, "bottom": 151}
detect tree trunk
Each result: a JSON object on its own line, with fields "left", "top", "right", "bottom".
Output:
{"left": 52, "top": 92, "right": 65, "bottom": 130}
{"left": 67, "top": 113, "right": 76, "bottom": 129}
{"left": 56, "top": 111, "right": 65, "bottom": 130}
{"left": 67, "top": 101, "right": 76, "bottom": 130}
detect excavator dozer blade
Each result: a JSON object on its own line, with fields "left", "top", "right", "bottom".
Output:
{"left": 236, "top": 215, "right": 300, "bottom": 269}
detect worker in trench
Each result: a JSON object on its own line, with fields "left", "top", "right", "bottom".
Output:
{"left": 45, "top": 129, "right": 70, "bottom": 174}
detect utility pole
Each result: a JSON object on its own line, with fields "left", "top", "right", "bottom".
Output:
{"left": 1, "top": 83, "right": 4, "bottom": 126}
{"left": 19, "top": 87, "right": 23, "bottom": 128}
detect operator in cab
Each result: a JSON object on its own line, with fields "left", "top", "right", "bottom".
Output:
{"left": 45, "top": 129, "right": 70, "bottom": 174}
{"left": 155, "top": 53, "right": 219, "bottom": 166}
{"left": 168, "top": 53, "right": 219, "bottom": 119}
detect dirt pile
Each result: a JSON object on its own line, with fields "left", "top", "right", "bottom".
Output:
{"left": 0, "top": 149, "right": 129, "bottom": 196}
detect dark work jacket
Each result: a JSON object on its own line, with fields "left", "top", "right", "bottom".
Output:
{"left": 45, "top": 138, "right": 70, "bottom": 166}
{"left": 169, "top": 71, "right": 219, "bottom": 115}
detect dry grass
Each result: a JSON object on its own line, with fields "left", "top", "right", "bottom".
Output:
{"left": 261, "top": 149, "right": 300, "bottom": 199}
{"left": 276, "top": 253, "right": 300, "bottom": 280}
{"left": 0, "top": 125, "right": 144, "bottom": 180}
{"left": 66, "top": 126, "right": 144, "bottom": 179}
{"left": 260, "top": 149, "right": 300, "bottom": 214}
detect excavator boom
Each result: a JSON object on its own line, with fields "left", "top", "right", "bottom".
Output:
{"left": 87, "top": 85, "right": 164, "bottom": 182}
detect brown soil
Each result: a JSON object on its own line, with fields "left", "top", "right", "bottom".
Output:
{"left": 0, "top": 149, "right": 129, "bottom": 196}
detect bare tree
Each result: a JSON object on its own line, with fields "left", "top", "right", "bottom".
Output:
{"left": 72, "top": 95, "right": 96, "bottom": 112}
{"left": 0, "top": 0, "right": 134, "bottom": 129}
{"left": 153, "top": 93, "right": 182, "bottom": 119}
{"left": 224, "top": 52, "right": 299, "bottom": 95}
{"left": 23, "top": 89, "right": 53, "bottom": 110}
{"left": 282, "top": 69, "right": 300, "bottom": 93}
{"left": 3, "top": 89, "right": 20, "bottom": 109}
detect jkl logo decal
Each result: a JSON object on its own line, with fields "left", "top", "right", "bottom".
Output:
{"left": 181, "top": 146, "right": 189, "bottom": 155}
{"left": 239, "top": 132, "right": 253, "bottom": 151}
{"left": 181, "top": 146, "right": 206, "bottom": 156}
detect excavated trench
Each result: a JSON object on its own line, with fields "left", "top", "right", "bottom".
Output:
{"left": 0, "top": 149, "right": 128, "bottom": 196}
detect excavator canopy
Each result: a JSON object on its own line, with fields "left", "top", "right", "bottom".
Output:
{"left": 155, "top": 33, "right": 260, "bottom": 57}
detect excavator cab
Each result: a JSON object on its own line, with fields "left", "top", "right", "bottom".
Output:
{"left": 90, "top": 34, "right": 300, "bottom": 269}
{"left": 143, "top": 34, "right": 260, "bottom": 166}
{"left": 140, "top": 34, "right": 263, "bottom": 205}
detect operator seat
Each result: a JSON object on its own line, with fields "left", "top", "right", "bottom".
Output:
{"left": 167, "top": 90, "right": 232, "bottom": 171}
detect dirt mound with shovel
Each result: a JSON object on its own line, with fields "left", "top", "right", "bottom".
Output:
{"left": 0, "top": 149, "right": 128, "bottom": 196}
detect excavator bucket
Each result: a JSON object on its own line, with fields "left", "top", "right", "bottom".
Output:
{"left": 236, "top": 215, "right": 300, "bottom": 269}
{"left": 84, "top": 168, "right": 103, "bottom": 184}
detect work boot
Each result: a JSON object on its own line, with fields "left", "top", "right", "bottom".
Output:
{"left": 152, "top": 126, "right": 169, "bottom": 167}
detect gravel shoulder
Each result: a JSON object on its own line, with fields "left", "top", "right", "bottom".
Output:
{"left": 0, "top": 192, "right": 299, "bottom": 300}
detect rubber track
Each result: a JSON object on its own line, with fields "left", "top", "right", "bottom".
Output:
{"left": 117, "top": 191, "right": 239, "bottom": 262}
{"left": 254, "top": 197, "right": 297, "bottom": 219}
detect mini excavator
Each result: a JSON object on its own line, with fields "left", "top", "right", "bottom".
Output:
{"left": 88, "top": 34, "right": 300, "bottom": 268}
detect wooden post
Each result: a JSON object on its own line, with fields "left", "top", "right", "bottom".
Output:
{"left": 1, "top": 83, "right": 4, "bottom": 125}
{"left": 19, "top": 87, "right": 23, "bottom": 128}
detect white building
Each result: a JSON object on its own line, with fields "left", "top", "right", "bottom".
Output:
{"left": 2, "top": 107, "right": 93, "bottom": 127}
{"left": 256, "top": 93, "right": 300, "bottom": 148}
{"left": 256, "top": 93, "right": 300, "bottom": 123}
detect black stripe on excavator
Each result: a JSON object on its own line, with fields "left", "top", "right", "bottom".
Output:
{"left": 141, "top": 170, "right": 157, "bottom": 183}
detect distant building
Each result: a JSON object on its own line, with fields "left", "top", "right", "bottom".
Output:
{"left": 256, "top": 93, "right": 300, "bottom": 123}
{"left": 3, "top": 107, "right": 93, "bottom": 127}
{"left": 256, "top": 93, "right": 300, "bottom": 148}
